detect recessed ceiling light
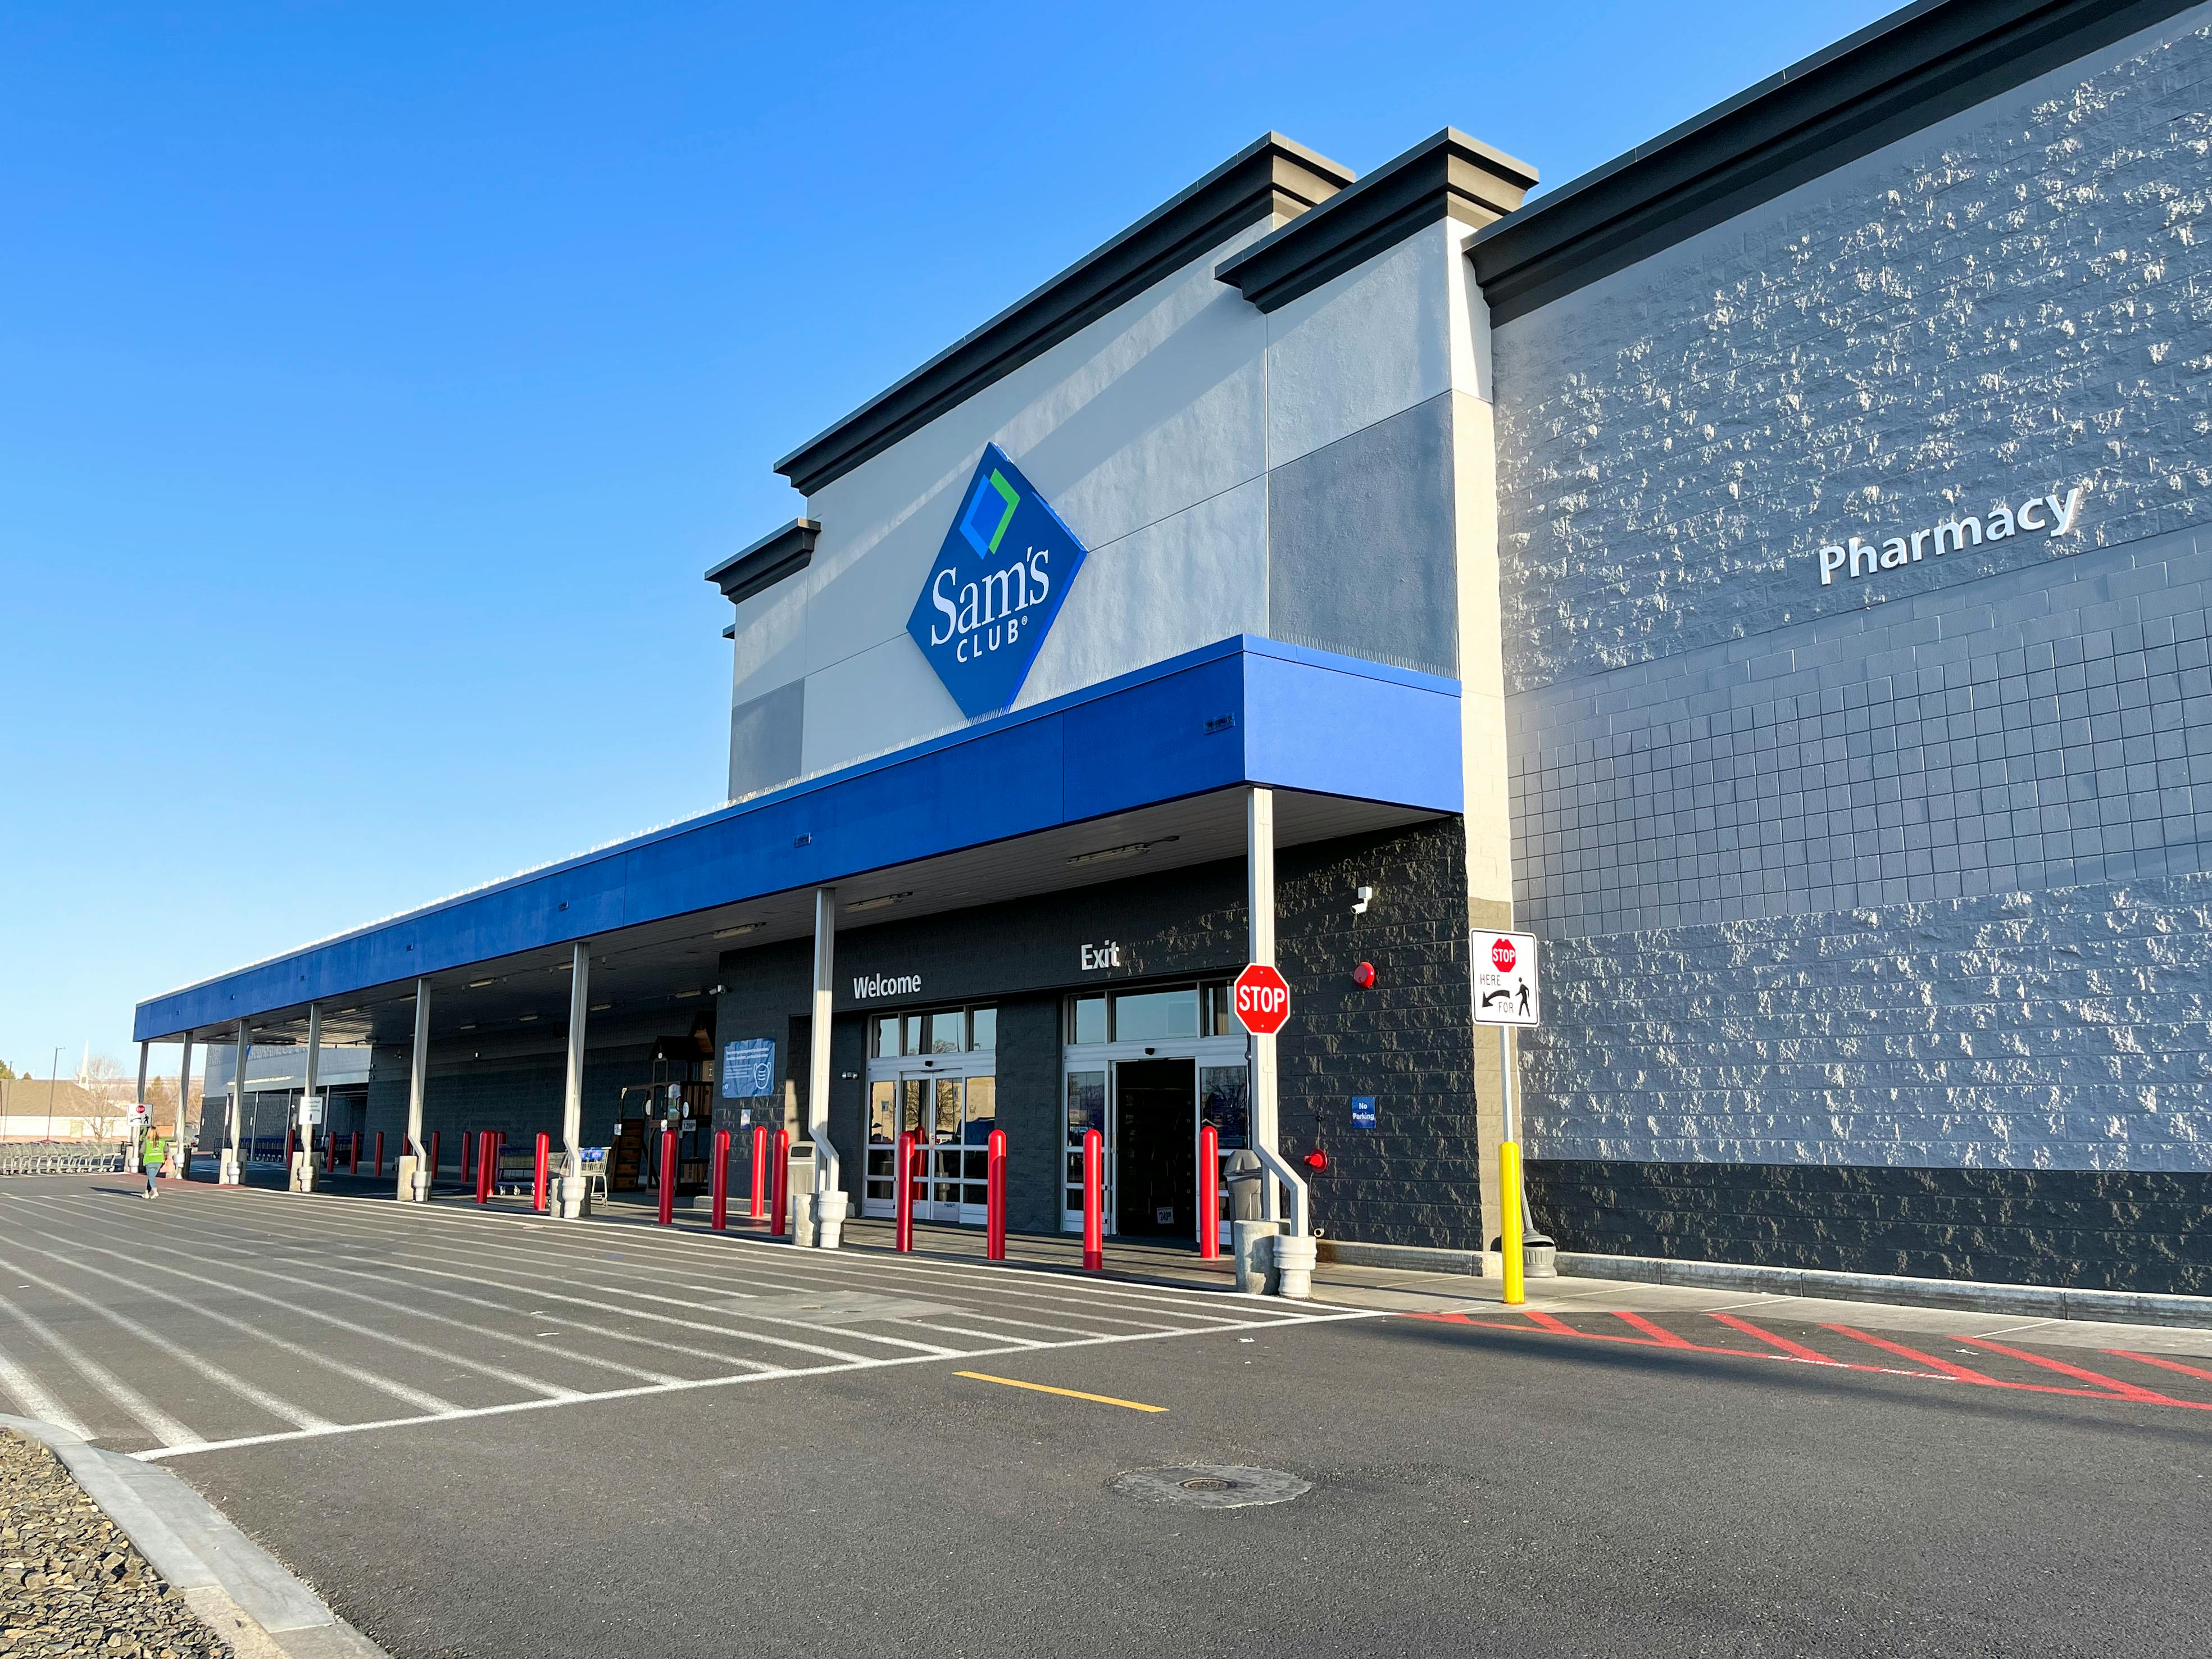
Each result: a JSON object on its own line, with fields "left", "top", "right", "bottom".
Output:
{"left": 460, "top": 1023, "right": 477, "bottom": 1031}
{"left": 1068, "top": 835, "right": 1178, "bottom": 867}
{"left": 674, "top": 989, "right": 701, "bottom": 999}
{"left": 590, "top": 1002, "right": 613, "bottom": 1012}
{"left": 844, "top": 892, "right": 911, "bottom": 913}
{"left": 519, "top": 1013, "right": 539, "bottom": 1022}
{"left": 467, "top": 978, "right": 494, "bottom": 989}
{"left": 711, "top": 923, "right": 761, "bottom": 939}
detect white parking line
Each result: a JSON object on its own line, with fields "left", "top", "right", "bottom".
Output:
{"left": 0, "top": 1284, "right": 201, "bottom": 1448}
{"left": 3, "top": 1220, "right": 458, "bottom": 1415}
{"left": 31, "top": 1193, "right": 684, "bottom": 1390}
{"left": 0, "top": 1327, "right": 94, "bottom": 1439}
{"left": 133, "top": 1306, "right": 1390, "bottom": 1464}
{"left": 0, "top": 1248, "right": 335, "bottom": 1433}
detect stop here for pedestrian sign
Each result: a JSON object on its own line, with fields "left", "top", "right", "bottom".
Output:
{"left": 1472, "top": 930, "right": 1541, "bottom": 1027}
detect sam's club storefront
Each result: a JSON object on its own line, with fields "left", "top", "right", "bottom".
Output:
{"left": 140, "top": 0, "right": 2212, "bottom": 1296}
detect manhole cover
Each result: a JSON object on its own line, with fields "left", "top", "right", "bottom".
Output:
{"left": 1109, "top": 1465, "right": 1310, "bottom": 1509}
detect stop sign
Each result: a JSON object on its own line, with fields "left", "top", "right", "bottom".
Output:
{"left": 1491, "top": 936, "right": 1518, "bottom": 972}
{"left": 1233, "top": 963, "right": 1292, "bottom": 1035}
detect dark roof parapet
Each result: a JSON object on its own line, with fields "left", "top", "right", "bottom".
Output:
{"left": 774, "top": 133, "right": 1353, "bottom": 498}
{"left": 706, "top": 519, "right": 820, "bottom": 606}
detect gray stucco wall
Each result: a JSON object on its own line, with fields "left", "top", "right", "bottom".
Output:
{"left": 1492, "top": 10, "right": 2212, "bottom": 1176}
{"left": 1268, "top": 391, "right": 1460, "bottom": 678}
{"left": 728, "top": 679, "right": 805, "bottom": 801}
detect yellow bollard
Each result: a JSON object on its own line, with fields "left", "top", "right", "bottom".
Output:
{"left": 1500, "top": 1139, "right": 1525, "bottom": 1306}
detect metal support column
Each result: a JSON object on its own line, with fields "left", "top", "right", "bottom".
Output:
{"left": 805, "top": 887, "right": 847, "bottom": 1248}
{"left": 224, "top": 1024, "right": 249, "bottom": 1185}
{"left": 294, "top": 1004, "right": 321, "bottom": 1193}
{"left": 403, "top": 979, "right": 431, "bottom": 1202}
{"left": 1246, "top": 787, "right": 1309, "bottom": 1235}
{"left": 130, "top": 1043, "right": 149, "bottom": 1174}
{"left": 172, "top": 1039, "right": 192, "bottom": 1178}
{"left": 557, "top": 942, "right": 591, "bottom": 1219}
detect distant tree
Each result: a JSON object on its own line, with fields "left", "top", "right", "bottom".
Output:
{"left": 0, "top": 1060, "right": 17, "bottom": 1080}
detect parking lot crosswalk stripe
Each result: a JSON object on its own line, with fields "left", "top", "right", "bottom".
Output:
{"left": 1706, "top": 1312, "right": 1839, "bottom": 1365}
{"left": 1820, "top": 1324, "right": 2001, "bottom": 1385}
{"left": 1519, "top": 1309, "right": 1579, "bottom": 1335}
{"left": 1611, "top": 1311, "right": 1695, "bottom": 1347}
{"left": 2107, "top": 1350, "right": 2212, "bottom": 1385}
{"left": 0, "top": 1286, "right": 202, "bottom": 1448}
{"left": 4, "top": 1221, "right": 459, "bottom": 1415}
{"left": 0, "top": 1328, "right": 94, "bottom": 1439}
{"left": 1955, "top": 1337, "right": 2184, "bottom": 1404}
{"left": 29, "top": 1194, "right": 683, "bottom": 1390}
{"left": 0, "top": 1248, "right": 336, "bottom": 1432}
{"left": 952, "top": 1371, "right": 1168, "bottom": 1412}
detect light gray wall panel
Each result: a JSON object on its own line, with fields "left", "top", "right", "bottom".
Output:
{"left": 728, "top": 679, "right": 805, "bottom": 802}
{"left": 1267, "top": 390, "right": 1459, "bottom": 678}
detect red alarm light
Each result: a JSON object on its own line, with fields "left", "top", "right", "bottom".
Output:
{"left": 1352, "top": 961, "right": 1376, "bottom": 988}
{"left": 1302, "top": 1147, "right": 1329, "bottom": 1172}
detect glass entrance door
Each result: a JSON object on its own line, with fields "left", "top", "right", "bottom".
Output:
{"left": 865, "top": 1066, "right": 994, "bottom": 1224}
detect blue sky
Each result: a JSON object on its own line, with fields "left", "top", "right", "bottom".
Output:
{"left": 0, "top": 1, "right": 1897, "bottom": 1075}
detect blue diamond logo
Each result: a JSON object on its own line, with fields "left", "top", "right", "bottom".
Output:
{"left": 907, "top": 444, "right": 1088, "bottom": 719}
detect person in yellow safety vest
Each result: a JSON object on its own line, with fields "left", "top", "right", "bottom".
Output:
{"left": 139, "top": 1124, "right": 166, "bottom": 1199}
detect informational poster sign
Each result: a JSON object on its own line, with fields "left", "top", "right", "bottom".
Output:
{"left": 1471, "top": 930, "right": 1541, "bottom": 1028}
{"left": 721, "top": 1039, "right": 776, "bottom": 1099}
{"left": 298, "top": 1095, "right": 325, "bottom": 1126}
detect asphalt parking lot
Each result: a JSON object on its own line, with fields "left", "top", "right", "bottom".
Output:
{"left": 3, "top": 1178, "right": 2210, "bottom": 1658}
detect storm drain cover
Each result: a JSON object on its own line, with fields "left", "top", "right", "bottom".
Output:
{"left": 1110, "top": 1465, "right": 1311, "bottom": 1509}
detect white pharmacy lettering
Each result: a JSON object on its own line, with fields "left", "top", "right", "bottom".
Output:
{"left": 1817, "top": 485, "right": 2084, "bottom": 586}
{"left": 852, "top": 972, "right": 921, "bottom": 999}
{"left": 929, "top": 547, "right": 1053, "bottom": 663}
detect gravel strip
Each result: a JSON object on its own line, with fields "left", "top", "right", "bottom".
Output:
{"left": 1, "top": 1429, "right": 230, "bottom": 1658}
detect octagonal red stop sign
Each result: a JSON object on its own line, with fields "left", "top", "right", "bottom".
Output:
{"left": 1233, "top": 963, "right": 1293, "bottom": 1035}
{"left": 1491, "top": 936, "right": 1518, "bottom": 972}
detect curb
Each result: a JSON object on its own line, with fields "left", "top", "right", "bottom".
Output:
{"left": 0, "top": 1415, "right": 389, "bottom": 1659}
{"left": 1556, "top": 1253, "right": 2212, "bottom": 1329}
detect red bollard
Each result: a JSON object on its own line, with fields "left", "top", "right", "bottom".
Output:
{"left": 985, "top": 1129, "right": 1007, "bottom": 1261}
{"left": 711, "top": 1129, "right": 730, "bottom": 1231}
{"left": 348, "top": 1131, "right": 360, "bottom": 1174}
{"left": 770, "top": 1129, "right": 791, "bottom": 1237}
{"left": 894, "top": 1131, "right": 916, "bottom": 1252}
{"left": 1198, "top": 1125, "right": 1220, "bottom": 1259}
{"left": 657, "top": 1129, "right": 676, "bottom": 1226}
{"left": 325, "top": 1130, "right": 337, "bottom": 1173}
{"left": 1082, "top": 1128, "right": 1104, "bottom": 1271}
{"left": 461, "top": 1131, "right": 473, "bottom": 1182}
{"left": 533, "top": 1132, "right": 551, "bottom": 1213}
{"left": 374, "top": 1130, "right": 385, "bottom": 1178}
{"left": 476, "top": 1131, "right": 493, "bottom": 1204}
{"left": 429, "top": 1130, "right": 441, "bottom": 1188}
{"left": 748, "top": 1124, "right": 768, "bottom": 1219}
{"left": 284, "top": 1126, "right": 294, "bottom": 1167}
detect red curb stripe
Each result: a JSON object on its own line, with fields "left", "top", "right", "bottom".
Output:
{"left": 1612, "top": 1311, "right": 1695, "bottom": 1347}
{"left": 1954, "top": 1336, "right": 2183, "bottom": 1404}
{"left": 1520, "top": 1309, "right": 1579, "bottom": 1336}
{"left": 1706, "top": 1311, "right": 1839, "bottom": 1364}
{"left": 2104, "top": 1349, "right": 2212, "bottom": 1386}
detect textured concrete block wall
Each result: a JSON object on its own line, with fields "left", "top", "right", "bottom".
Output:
{"left": 1494, "top": 10, "right": 2212, "bottom": 695}
{"left": 1489, "top": 13, "right": 2212, "bottom": 1190}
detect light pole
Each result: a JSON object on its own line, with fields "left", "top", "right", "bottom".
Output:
{"left": 45, "top": 1046, "right": 61, "bottom": 1140}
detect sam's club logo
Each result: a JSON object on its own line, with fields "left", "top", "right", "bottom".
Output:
{"left": 906, "top": 443, "right": 1087, "bottom": 719}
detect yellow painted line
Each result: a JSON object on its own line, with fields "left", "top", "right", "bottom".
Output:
{"left": 953, "top": 1371, "right": 1167, "bottom": 1412}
